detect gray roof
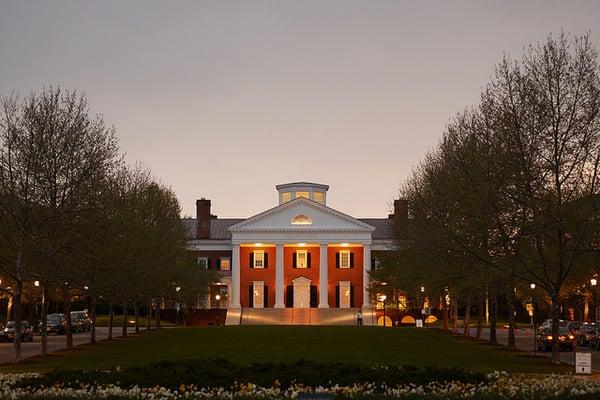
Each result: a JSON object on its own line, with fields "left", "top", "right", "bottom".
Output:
{"left": 184, "top": 217, "right": 394, "bottom": 240}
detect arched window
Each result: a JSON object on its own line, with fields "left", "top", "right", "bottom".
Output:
{"left": 291, "top": 214, "right": 312, "bottom": 225}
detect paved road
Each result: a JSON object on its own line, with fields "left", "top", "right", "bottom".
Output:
{"left": 463, "top": 327, "right": 600, "bottom": 371}
{"left": 0, "top": 327, "right": 138, "bottom": 364}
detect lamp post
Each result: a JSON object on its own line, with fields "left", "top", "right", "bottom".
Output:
{"left": 175, "top": 286, "right": 181, "bottom": 325}
{"left": 591, "top": 278, "right": 597, "bottom": 323}
{"left": 379, "top": 294, "right": 387, "bottom": 327}
{"left": 529, "top": 283, "right": 537, "bottom": 356}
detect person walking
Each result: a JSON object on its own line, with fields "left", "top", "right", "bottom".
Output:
{"left": 357, "top": 310, "right": 363, "bottom": 326}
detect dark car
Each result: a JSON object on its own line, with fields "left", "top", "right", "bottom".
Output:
{"left": 70, "top": 311, "right": 91, "bottom": 332}
{"left": 41, "top": 314, "right": 66, "bottom": 335}
{"left": 0, "top": 321, "right": 34, "bottom": 343}
{"left": 568, "top": 322, "right": 583, "bottom": 337}
{"left": 537, "top": 326, "right": 576, "bottom": 352}
{"left": 578, "top": 323, "right": 597, "bottom": 346}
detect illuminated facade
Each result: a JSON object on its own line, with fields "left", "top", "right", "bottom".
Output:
{"left": 185, "top": 182, "right": 403, "bottom": 324}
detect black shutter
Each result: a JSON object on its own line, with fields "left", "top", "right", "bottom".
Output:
{"left": 286, "top": 285, "right": 294, "bottom": 308}
{"left": 249, "top": 253, "right": 254, "bottom": 268}
{"left": 264, "top": 253, "right": 269, "bottom": 268}
{"left": 350, "top": 286, "right": 355, "bottom": 307}
{"left": 207, "top": 258, "right": 212, "bottom": 268}
{"left": 310, "top": 285, "right": 318, "bottom": 308}
{"left": 307, "top": 253, "right": 312, "bottom": 268}
{"left": 292, "top": 252, "right": 297, "bottom": 268}
{"left": 335, "top": 253, "right": 340, "bottom": 268}
{"left": 350, "top": 253, "right": 355, "bottom": 268}
{"left": 371, "top": 258, "right": 376, "bottom": 269}
{"left": 216, "top": 259, "right": 221, "bottom": 270}
{"left": 249, "top": 286, "right": 254, "bottom": 308}
{"left": 335, "top": 285, "right": 340, "bottom": 307}
{"left": 264, "top": 285, "right": 269, "bottom": 307}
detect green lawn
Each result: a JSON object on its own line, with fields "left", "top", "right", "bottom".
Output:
{"left": 4, "top": 326, "right": 567, "bottom": 374}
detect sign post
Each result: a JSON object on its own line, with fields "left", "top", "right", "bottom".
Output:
{"left": 575, "top": 352, "right": 592, "bottom": 375}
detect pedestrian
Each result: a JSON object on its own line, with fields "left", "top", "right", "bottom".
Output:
{"left": 357, "top": 310, "right": 363, "bottom": 326}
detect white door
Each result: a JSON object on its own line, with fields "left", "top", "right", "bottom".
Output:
{"left": 339, "top": 281, "right": 351, "bottom": 308}
{"left": 294, "top": 281, "right": 310, "bottom": 308}
{"left": 253, "top": 281, "right": 264, "bottom": 308}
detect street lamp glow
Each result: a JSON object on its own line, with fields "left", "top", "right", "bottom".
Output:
{"left": 420, "top": 286, "right": 425, "bottom": 292}
{"left": 592, "top": 278, "right": 597, "bottom": 287}
{"left": 530, "top": 283, "right": 536, "bottom": 289}
{"left": 34, "top": 280, "right": 40, "bottom": 287}
{"left": 379, "top": 294, "right": 387, "bottom": 302}
{"left": 215, "top": 294, "right": 221, "bottom": 301}
{"left": 175, "top": 286, "right": 181, "bottom": 292}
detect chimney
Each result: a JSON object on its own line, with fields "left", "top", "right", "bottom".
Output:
{"left": 389, "top": 198, "right": 408, "bottom": 220}
{"left": 196, "top": 198, "right": 211, "bottom": 239}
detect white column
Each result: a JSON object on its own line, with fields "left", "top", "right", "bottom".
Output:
{"left": 318, "top": 243, "right": 329, "bottom": 308}
{"left": 274, "top": 243, "right": 285, "bottom": 308}
{"left": 231, "top": 243, "right": 241, "bottom": 308}
{"left": 362, "top": 244, "right": 372, "bottom": 308}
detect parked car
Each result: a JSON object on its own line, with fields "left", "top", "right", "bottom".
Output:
{"left": 537, "top": 326, "right": 576, "bottom": 352}
{"left": 0, "top": 321, "right": 34, "bottom": 342}
{"left": 41, "top": 314, "right": 67, "bottom": 335}
{"left": 567, "top": 321, "right": 583, "bottom": 337}
{"left": 541, "top": 318, "right": 566, "bottom": 329}
{"left": 578, "top": 323, "right": 598, "bottom": 346}
{"left": 70, "top": 311, "right": 91, "bottom": 332}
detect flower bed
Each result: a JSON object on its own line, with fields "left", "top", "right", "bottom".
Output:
{"left": 1, "top": 364, "right": 599, "bottom": 399}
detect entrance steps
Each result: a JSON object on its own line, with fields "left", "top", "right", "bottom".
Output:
{"left": 227, "top": 307, "right": 375, "bottom": 326}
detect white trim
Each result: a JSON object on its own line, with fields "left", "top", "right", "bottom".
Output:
{"left": 187, "top": 241, "right": 232, "bottom": 251}
{"left": 339, "top": 250, "right": 351, "bottom": 269}
{"left": 296, "top": 249, "right": 308, "bottom": 268}
{"left": 339, "top": 281, "right": 351, "bottom": 308}
{"left": 252, "top": 281, "right": 264, "bottom": 309}
{"left": 253, "top": 250, "right": 265, "bottom": 269}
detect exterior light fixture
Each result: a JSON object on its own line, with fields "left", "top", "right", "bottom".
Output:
{"left": 254, "top": 243, "right": 263, "bottom": 247}
{"left": 215, "top": 294, "right": 221, "bottom": 301}
{"left": 381, "top": 282, "right": 387, "bottom": 286}
{"left": 175, "top": 286, "right": 181, "bottom": 292}
{"left": 420, "top": 286, "right": 425, "bottom": 292}
{"left": 530, "top": 283, "right": 536, "bottom": 289}
{"left": 298, "top": 243, "right": 306, "bottom": 247}
{"left": 34, "top": 281, "right": 40, "bottom": 287}
{"left": 592, "top": 278, "right": 598, "bottom": 287}
{"left": 341, "top": 243, "right": 349, "bottom": 247}
{"left": 84, "top": 286, "right": 89, "bottom": 290}
{"left": 379, "top": 294, "right": 387, "bottom": 302}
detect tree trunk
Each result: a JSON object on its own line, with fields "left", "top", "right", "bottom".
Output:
{"left": 476, "top": 296, "right": 484, "bottom": 339}
{"left": 452, "top": 298, "right": 459, "bottom": 334}
{"left": 89, "top": 289, "right": 97, "bottom": 344}
{"left": 550, "top": 292, "right": 561, "bottom": 363}
{"left": 63, "top": 290, "right": 73, "bottom": 350}
{"left": 108, "top": 301, "right": 113, "bottom": 341}
{"left": 464, "top": 297, "right": 472, "bottom": 337}
{"left": 122, "top": 302, "right": 128, "bottom": 338}
{"left": 134, "top": 304, "right": 139, "bottom": 334}
{"left": 155, "top": 306, "right": 161, "bottom": 330}
{"left": 13, "top": 279, "right": 22, "bottom": 363}
{"left": 146, "top": 299, "right": 152, "bottom": 332}
{"left": 489, "top": 291, "right": 497, "bottom": 345}
{"left": 507, "top": 288, "right": 516, "bottom": 350}
{"left": 41, "top": 284, "right": 49, "bottom": 357}
{"left": 442, "top": 297, "right": 449, "bottom": 330}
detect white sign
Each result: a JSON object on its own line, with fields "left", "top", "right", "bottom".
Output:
{"left": 575, "top": 352, "right": 592, "bottom": 374}
{"left": 416, "top": 319, "right": 423, "bottom": 328}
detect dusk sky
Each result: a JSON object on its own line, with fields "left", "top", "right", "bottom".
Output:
{"left": 2, "top": 1, "right": 600, "bottom": 218}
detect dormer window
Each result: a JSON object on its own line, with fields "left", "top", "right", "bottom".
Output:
{"left": 281, "top": 192, "right": 292, "bottom": 203}
{"left": 313, "top": 192, "right": 324, "bottom": 204}
{"left": 291, "top": 214, "right": 312, "bottom": 225}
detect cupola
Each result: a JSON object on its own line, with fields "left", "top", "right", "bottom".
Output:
{"left": 276, "top": 182, "right": 329, "bottom": 205}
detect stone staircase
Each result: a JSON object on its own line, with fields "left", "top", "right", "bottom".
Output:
{"left": 226, "top": 307, "right": 375, "bottom": 326}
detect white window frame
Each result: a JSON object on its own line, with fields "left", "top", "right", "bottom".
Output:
{"left": 197, "top": 257, "right": 209, "bottom": 269}
{"left": 253, "top": 250, "right": 265, "bottom": 269}
{"left": 220, "top": 257, "right": 231, "bottom": 271}
{"left": 296, "top": 250, "right": 308, "bottom": 269}
{"left": 339, "top": 250, "right": 351, "bottom": 269}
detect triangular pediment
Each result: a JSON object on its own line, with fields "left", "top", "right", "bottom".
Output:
{"left": 292, "top": 276, "right": 311, "bottom": 284}
{"left": 228, "top": 198, "right": 375, "bottom": 233}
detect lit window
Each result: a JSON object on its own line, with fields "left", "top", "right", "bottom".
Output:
{"left": 253, "top": 250, "right": 264, "bottom": 268}
{"left": 220, "top": 257, "right": 230, "bottom": 271}
{"left": 296, "top": 250, "right": 308, "bottom": 268}
{"left": 339, "top": 250, "right": 350, "bottom": 269}
{"left": 281, "top": 192, "right": 292, "bottom": 203}
{"left": 291, "top": 214, "right": 312, "bottom": 225}
{"left": 295, "top": 191, "right": 310, "bottom": 199}
{"left": 313, "top": 192, "right": 324, "bottom": 204}
{"left": 197, "top": 257, "right": 209, "bottom": 269}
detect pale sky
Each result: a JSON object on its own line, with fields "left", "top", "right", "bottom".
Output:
{"left": 1, "top": 1, "right": 600, "bottom": 218}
